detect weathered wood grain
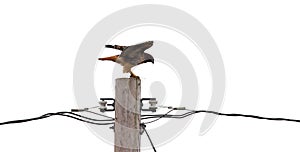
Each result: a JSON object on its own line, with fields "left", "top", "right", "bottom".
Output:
{"left": 115, "top": 78, "right": 141, "bottom": 152}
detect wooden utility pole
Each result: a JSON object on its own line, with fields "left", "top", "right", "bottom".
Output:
{"left": 115, "top": 78, "right": 141, "bottom": 152}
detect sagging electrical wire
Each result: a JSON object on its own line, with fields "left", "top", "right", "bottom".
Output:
{"left": 47, "top": 112, "right": 115, "bottom": 125}
{"left": 0, "top": 110, "right": 115, "bottom": 126}
{"left": 139, "top": 107, "right": 300, "bottom": 152}
{"left": 84, "top": 110, "right": 115, "bottom": 119}
{"left": 3, "top": 103, "right": 300, "bottom": 152}
{"left": 142, "top": 109, "right": 174, "bottom": 124}
{"left": 141, "top": 107, "right": 300, "bottom": 124}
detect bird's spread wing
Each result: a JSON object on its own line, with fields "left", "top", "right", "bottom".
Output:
{"left": 120, "top": 42, "right": 152, "bottom": 59}
{"left": 121, "top": 46, "right": 143, "bottom": 59}
{"left": 105, "top": 45, "right": 128, "bottom": 51}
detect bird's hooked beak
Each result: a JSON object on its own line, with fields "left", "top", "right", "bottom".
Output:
{"left": 151, "top": 59, "right": 154, "bottom": 64}
{"left": 140, "top": 58, "right": 154, "bottom": 64}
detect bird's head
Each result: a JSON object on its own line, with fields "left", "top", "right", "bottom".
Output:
{"left": 140, "top": 53, "right": 154, "bottom": 64}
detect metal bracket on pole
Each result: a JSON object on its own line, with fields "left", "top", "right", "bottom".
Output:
{"left": 141, "top": 98, "right": 158, "bottom": 112}
{"left": 109, "top": 124, "right": 115, "bottom": 132}
{"left": 99, "top": 98, "right": 115, "bottom": 112}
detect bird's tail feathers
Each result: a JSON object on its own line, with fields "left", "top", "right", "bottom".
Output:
{"left": 98, "top": 55, "right": 119, "bottom": 61}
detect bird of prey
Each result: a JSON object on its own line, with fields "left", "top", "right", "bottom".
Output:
{"left": 98, "top": 41, "right": 154, "bottom": 78}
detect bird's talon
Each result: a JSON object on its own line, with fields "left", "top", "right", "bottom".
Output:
{"left": 130, "top": 75, "right": 140, "bottom": 79}
{"left": 130, "top": 72, "right": 140, "bottom": 79}
{"left": 133, "top": 76, "right": 140, "bottom": 79}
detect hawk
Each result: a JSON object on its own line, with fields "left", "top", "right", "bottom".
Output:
{"left": 98, "top": 41, "right": 154, "bottom": 78}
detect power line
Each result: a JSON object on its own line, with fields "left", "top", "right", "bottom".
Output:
{"left": 2, "top": 106, "right": 300, "bottom": 152}
{"left": 0, "top": 114, "right": 49, "bottom": 126}
{"left": 194, "top": 110, "right": 300, "bottom": 123}
{"left": 0, "top": 111, "right": 114, "bottom": 126}
{"left": 50, "top": 113, "right": 115, "bottom": 125}
{"left": 141, "top": 123, "right": 156, "bottom": 152}
{"left": 142, "top": 109, "right": 174, "bottom": 124}
{"left": 140, "top": 108, "right": 300, "bottom": 151}
{"left": 141, "top": 109, "right": 300, "bottom": 124}
{"left": 84, "top": 110, "right": 115, "bottom": 120}
{"left": 56, "top": 111, "right": 114, "bottom": 122}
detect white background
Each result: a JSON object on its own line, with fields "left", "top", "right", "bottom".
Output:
{"left": 1, "top": 1, "right": 300, "bottom": 152}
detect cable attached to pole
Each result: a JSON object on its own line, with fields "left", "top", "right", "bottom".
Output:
{"left": 141, "top": 123, "right": 157, "bottom": 152}
{"left": 2, "top": 104, "right": 300, "bottom": 152}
